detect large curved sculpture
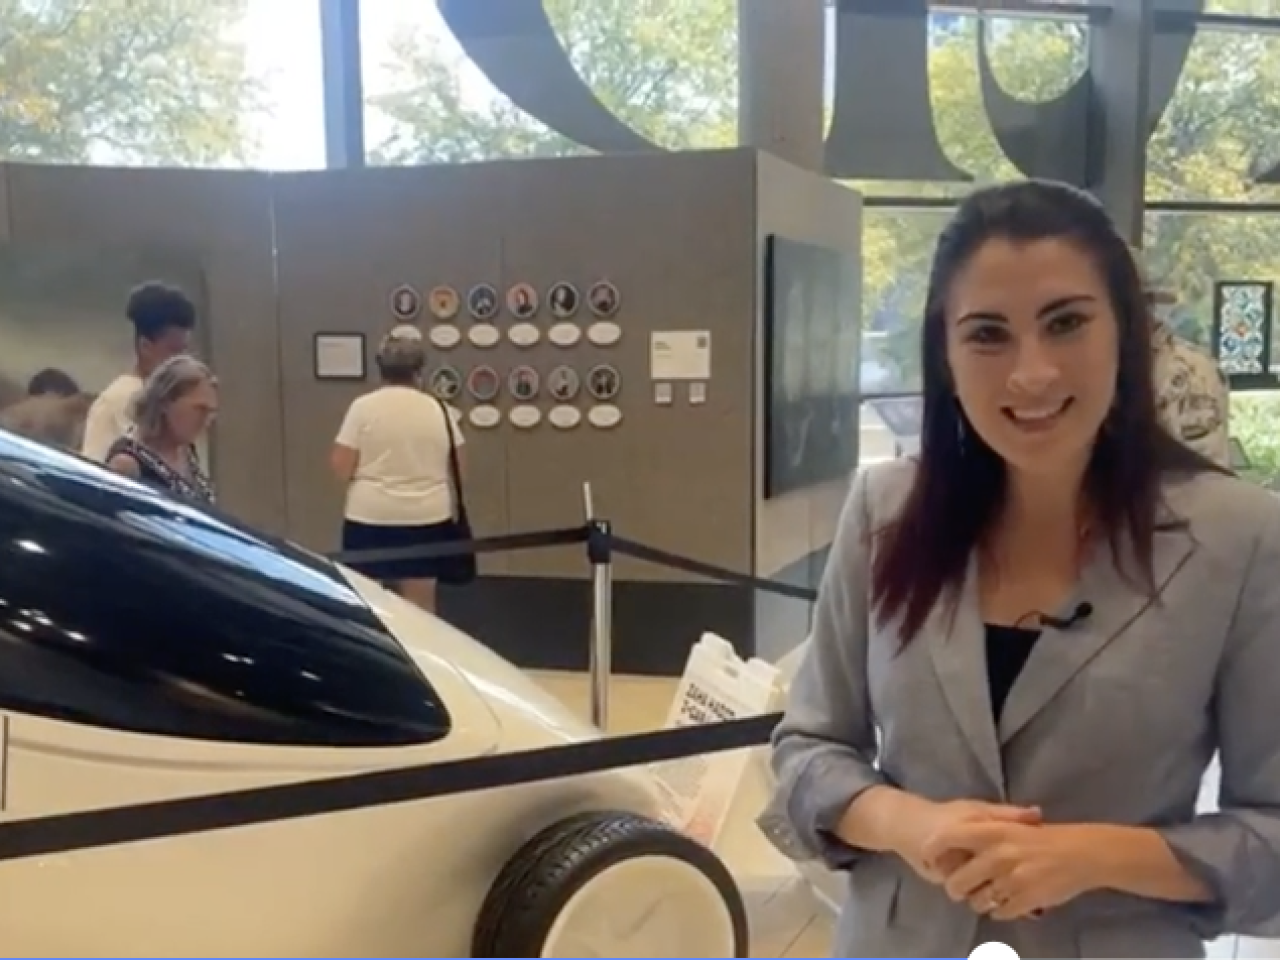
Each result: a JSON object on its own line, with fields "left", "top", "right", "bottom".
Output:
{"left": 438, "top": 0, "right": 662, "bottom": 154}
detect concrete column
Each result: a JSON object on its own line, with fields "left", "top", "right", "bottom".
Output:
{"left": 737, "top": 0, "right": 826, "bottom": 171}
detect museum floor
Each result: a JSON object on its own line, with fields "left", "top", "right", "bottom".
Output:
{"left": 530, "top": 670, "right": 835, "bottom": 957}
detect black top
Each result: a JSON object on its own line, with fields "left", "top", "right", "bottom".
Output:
{"left": 985, "top": 623, "right": 1041, "bottom": 721}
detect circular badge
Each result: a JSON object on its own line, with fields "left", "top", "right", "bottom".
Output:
{"left": 509, "top": 405, "right": 542, "bottom": 429}
{"left": 428, "top": 285, "right": 460, "bottom": 321}
{"left": 588, "top": 404, "right": 623, "bottom": 429}
{"left": 549, "top": 281, "right": 581, "bottom": 319}
{"left": 429, "top": 324, "right": 461, "bottom": 350}
{"left": 548, "top": 322, "right": 582, "bottom": 348}
{"left": 506, "top": 282, "right": 539, "bottom": 320}
{"left": 509, "top": 322, "right": 540, "bottom": 348}
{"left": 587, "top": 280, "right": 620, "bottom": 318}
{"left": 469, "top": 405, "right": 502, "bottom": 429}
{"left": 390, "top": 284, "right": 422, "bottom": 322}
{"left": 547, "top": 364, "right": 581, "bottom": 402}
{"left": 588, "top": 320, "right": 622, "bottom": 347}
{"left": 468, "top": 323, "right": 501, "bottom": 349}
{"left": 467, "top": 364, "right": 501, "bottom": 402}
{"left": 428, "top": 365, "right": 462, "bottom": 401}
{"left": 549, "top": 405, "right": 582, "bottom": 430}
{"left": 586, "top": 363, "right": 621, "bottom": 402}
{"left": 467, "top": 283, "right": 499, "bottom": 321}
{"left": 508, "top": 364, "right": 541, "bottom": 402}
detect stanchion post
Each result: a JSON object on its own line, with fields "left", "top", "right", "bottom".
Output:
{"left": 587, "top": 517, "right": 614, "bottom": 731}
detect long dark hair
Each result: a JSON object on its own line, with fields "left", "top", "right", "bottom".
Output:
{"left": 871, "top": 180, "right": 1224, "bottom": 644}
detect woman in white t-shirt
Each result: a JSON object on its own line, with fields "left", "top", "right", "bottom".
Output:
{"left": 330, "top": 327, "right": 464, "bottom": 612}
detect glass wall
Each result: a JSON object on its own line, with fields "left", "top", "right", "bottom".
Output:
{"left": 0, "top": 0, "right": 326, "bottom": 169}
{"left": 360, "top": 0, "right": 739, "bottom": 166}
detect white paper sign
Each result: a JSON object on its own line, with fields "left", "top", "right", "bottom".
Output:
{"left": 314, "top": 334, "right": 365, "bottom": 379}
{"left": 650, "top": 634, "right": 784, "bottom": 848}
{"left": 650, "top": 330, "right": 711, "bottom": 381}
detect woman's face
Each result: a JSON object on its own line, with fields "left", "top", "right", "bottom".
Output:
{"left": 164, "top": 379, "right": 218, "bottom": 444}
{"left": 944, "top": 236, "right": 1119, "bottom": 477}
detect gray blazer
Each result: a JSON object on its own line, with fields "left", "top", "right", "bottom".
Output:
{"left": 765, "top": 458, "right": 1280, "bottom": 958}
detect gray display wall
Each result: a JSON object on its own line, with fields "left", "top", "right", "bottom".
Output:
{"left": 0, "top": 149, "right": 857, "bottom": 674}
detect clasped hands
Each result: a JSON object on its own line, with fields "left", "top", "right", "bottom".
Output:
{"left": 901, "top": 799, "right": 1101, "bottom": 922}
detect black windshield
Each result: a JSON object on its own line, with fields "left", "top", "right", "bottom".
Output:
{"left": 0, "top": 430, "right": 450, "bottom": 747}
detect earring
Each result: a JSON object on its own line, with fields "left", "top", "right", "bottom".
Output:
{"left": 954, "top": 399, "right": 968, "bottom": 452}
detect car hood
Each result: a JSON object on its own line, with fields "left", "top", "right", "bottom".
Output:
{"left": 338, "top": 568, "right": 607, "bottom": 748}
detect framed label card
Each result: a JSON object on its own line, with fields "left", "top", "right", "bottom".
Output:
{"left": 314, "top": 332, "right": 367, "bottom": 381}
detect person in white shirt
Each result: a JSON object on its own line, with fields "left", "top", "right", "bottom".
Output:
{"left": 330, "top": 326, "right": 465, "bottom": 612}
{"left": 81, "top": 282, "right": 197, "bottom": 462}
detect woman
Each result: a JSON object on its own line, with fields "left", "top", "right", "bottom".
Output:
{"left": 331, "top": 326, "right": 465, "bottom": 612}
{"left": 105, "top": 355, "right": 216, "bottom": 504}
{"left": 766, "top": 180, "right": 1280, "bottom": 958}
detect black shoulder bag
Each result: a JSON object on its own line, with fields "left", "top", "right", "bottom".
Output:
{"left": 434, "top": 398, "right": 477, "bottom": 586}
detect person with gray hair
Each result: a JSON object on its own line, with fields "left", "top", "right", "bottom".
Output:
{"left": 331, "top": 325, "right": 467, "bottom": 612}
{"left": 105, "top": 354, "right": 217, "bottom": 504}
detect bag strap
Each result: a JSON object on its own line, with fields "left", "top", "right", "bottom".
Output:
{"left": 434, "top": 396, "right": 467, "bottom": 522}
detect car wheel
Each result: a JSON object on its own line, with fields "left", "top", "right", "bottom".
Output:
{"left": 472, "top": 809, "right": 748, "bottom": 957}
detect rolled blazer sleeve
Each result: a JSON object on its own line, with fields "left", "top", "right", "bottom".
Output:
{"left": 763, "top": 467, "right": 884, "bottom": 869}
{"left": 1159, "top": 500, "right": 1280, "bottom": 938}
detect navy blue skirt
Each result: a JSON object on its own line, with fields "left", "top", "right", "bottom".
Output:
{"left": 341, "top": 519, "right": 458, "bottom": 582}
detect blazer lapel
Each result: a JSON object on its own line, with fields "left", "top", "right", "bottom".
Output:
{"left": 998, "top": 516, "right": 1195, "bottom": 745}
{"left": 927, "top": 555, "right": 1006, "bottom": 793}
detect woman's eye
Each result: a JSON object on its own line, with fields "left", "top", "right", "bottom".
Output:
{"left": 1047, "top": 312, "right": 1086, "bottom": 335}
{"left": 968, "top": 325, "right": 1008, "bottom": 345}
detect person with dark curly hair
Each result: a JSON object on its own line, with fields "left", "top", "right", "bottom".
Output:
{"left": 81, "top": 282, "right": 197, "bottom": 462}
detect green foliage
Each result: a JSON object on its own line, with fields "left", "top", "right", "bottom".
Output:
{"left": 368, "top": 0, "right": 738, "bottom": 164}
{"left": 0, "top": 0, "right": 263, "bottom": 165}
{"left": 1230, "top": 392, "right": 1280, "bottom": 486}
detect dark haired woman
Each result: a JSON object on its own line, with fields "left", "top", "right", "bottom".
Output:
{"left": 765, "top": 180, "right": 1280, "bottom": 957}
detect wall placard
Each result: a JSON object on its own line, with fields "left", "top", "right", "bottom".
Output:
{"left": 313, "top": 332, "right": 366, "bottom": 381}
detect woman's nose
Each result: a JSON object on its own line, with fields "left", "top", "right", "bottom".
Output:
{"left": 1008, "top": 340, "right": 1061, "bottom": 394}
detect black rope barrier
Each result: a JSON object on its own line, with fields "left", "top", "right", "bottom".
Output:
{"left": 0, "top": 713, "right": 782, "bottom": 862}
{"left": 327, "top": 523, "right": 820, "bottom": 603}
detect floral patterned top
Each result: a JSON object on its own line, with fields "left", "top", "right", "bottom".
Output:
{"left": 106, "top": 435, "right": 215, "bottom": 505}
{"left": 1152, "top": 321, "right": 1230, "bottom": 468}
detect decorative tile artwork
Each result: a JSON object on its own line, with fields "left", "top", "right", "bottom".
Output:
{"left": 1213, "top": 281, "right": 1272, "bottom": 378}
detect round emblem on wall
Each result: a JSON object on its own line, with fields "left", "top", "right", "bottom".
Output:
{"left": 548, "top": 322, "right": 582, "bottom": 348}
{"left": 509, "top": 405, "right": 542, "bottom": 429}
{"left": 469, "top": 405, "right": 502, "bottom": 429}
{"left": 467, "top": 364, "right": 502, "bottom": 403}
{"left": 588, "top": 404, "right": 623, "bottom": 429}
{"left": 549, "top": 405, "right": 583, "bottom": 430}
{"left": 549, "top": 281, "right": 581, "bottom": 319}
{"left": 506, "top": 282, "right": 539, "bottom": 320}
{"left": 587, "top": 321, "right": 622, "bottom": 348}
{"left": 586, "top": 363, "right": 621, "bottom": 402}
{"left": 428, "top": 365, "right": 462, "bottom": 401}
{"left": 508, "top": 322, "right": 541, "bottom": 348}
{"left": 390, "top": 284, "right": 422, "bottom": 322}
{"left": 428, "top": 285, "right": 460, "bottom": 321}
{"left": 428, "top": 324, "right": 461, "bottom": 350}
{"left": 468, "top": 323, "right": 501, "bottom": 348}
{"left": 587, "top": 280, "right": 620, "bottom": 318}
{"left": 509, "top": 364, "right": 541, "bottom": 402}
{"left": 547, "top": 364, "right": 581, "bottom": 402}
{"left": 467, "top": 283, "right": 499, "bottom": 321}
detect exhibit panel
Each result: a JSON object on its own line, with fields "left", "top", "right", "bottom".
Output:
{"left": 750, "top": 155, "right": 862, "bottom": 662}
{"left": 270, "top": 163, "right": 514, "bottom": 570}
{"left": 0, "top": 164, "right": 286, "bottom": 533}
{"left": 271, "top": 151, "right": 765, "bottom": 674}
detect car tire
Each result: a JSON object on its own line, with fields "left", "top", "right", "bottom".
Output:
{"left": 472, "top": 809, "right": 749, "bottom": 957}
